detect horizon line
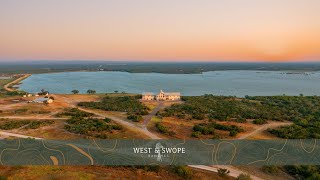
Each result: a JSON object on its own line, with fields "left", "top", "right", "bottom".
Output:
{"left": 1, "top": 59, "right": 320, "bottom": 64}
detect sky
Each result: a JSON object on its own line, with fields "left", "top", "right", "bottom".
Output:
{"left": 0, "top": 0, "right": 320, "bottom": 62}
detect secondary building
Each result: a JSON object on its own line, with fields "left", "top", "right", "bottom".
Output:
{"left": 142, "top": 90, "right": 181, "bottom": 101}
{"left": 142, "top": 92, "right": 155, "bottom": 100}
{"left": 33, "top": 97, "right": 54, "bottom": 104}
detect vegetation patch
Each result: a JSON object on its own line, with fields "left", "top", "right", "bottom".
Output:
{"left": 217, "top": 168, "right": 230, "bottom": 177}
{"left": 30, "top": 110, "right": 51, "bottom": 114}
{"left": 56, "top": 108, "right": 94, "bottom": 118}
{"left": 285, "top": 165, "right": 320, "bottom": 179}
{"left": 261, "top": 165, "right": 280, "bottom": 174}
{"left": 24, "top": 120, "right": 55, "bottom": 129}
{"left": 0, "top": 120, "right": 55, "bottom": 130}
{"left": 78, "top": 95, "right": 149, "bottom": 122}
{"left": 64, "top": 116, "right": 122, "bottom": 139}
{"left": 237, "top": 173, "right": 251, "bottom": 180}
{"left": 159, "top": 95, "right": 320, "bottom": 139}
{"left": 0, "top": 76, "right": 27, "bottom": 97}
{"left": 160, "top": 95, "right": 320, "bottom": 121}
{"left": 253, "top": 118, "right": 267, "bottom": 125}
{"left": 127, "top": 114, "right": 143, "bottom": 122}
{"left": 0, "top": 120, "right": 31, "bottom": 130}
{"left": 171, "top": 166, "right": 193, "bottom": 180}
{"left": 155, "top": 122, "right": 175, "bottom": 136}
{"left": 268, "top": 124, "right": 320, "bottom": 139}
{"left": 192, "top": 122, "right": 244, "bottom": 137}
{"left": 14, "top": 108, "right": 28, "bottom": 114}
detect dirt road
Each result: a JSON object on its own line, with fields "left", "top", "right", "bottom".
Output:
{"left": 0, "top": 95, "right": 292, "bottom": 179}
{"left": 238, "top": 121, "right": 293, "bottom": 139}
{"left": 79, "top": 102, "right": 265, "bottom": 179}
{"left": 78, "top": 107, "right": 161, "bottom": 139}
{"left": 0, "top": 116, "right": 67, "bottom": 120}
{"left": 143, "top": 102, "right": 164, "bottom": 126}
{"left": 189, "top": 165, "right": 262, "bottom": 180}
{"left": 3, "top": 74, "right": 31, "bottom": 92}
{"left": 0, "top": 131, "right": 42, "bottom": 139}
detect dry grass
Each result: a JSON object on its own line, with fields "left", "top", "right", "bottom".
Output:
{"left": 142, "top": 101, "right": 159, "bottom": 111}
{"left": 1, "top": 117, "right": 147, "bottom": 140}
{"left": 0, "top": 166, "right": 235, "bottom": 180}
{"left": 152, "top": 117, "right": 272, "bottom": 140}
{"left": 246, "top": 129, "right": 283, "bottom": 140}
{"left": 235, "top": 166, "right": 294, "bottom": 180}
{"left": 12, "top": 119, "right": 81, "bottom": 140}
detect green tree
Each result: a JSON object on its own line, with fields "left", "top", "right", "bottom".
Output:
{"left": 71, "top": 90, "right": 79, "bottom": 94}
{"left": 87, "top": 89, "right": 96, "bottom": 94}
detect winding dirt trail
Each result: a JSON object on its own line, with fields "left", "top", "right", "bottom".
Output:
{"left": 143, "top": 102, "right": 164, "bottom": 126}
{"left": 0, "top": 116, "right": 68, "bottom": 120}
{"left": 189, "top": 165, "right": 262, "bottom": 180}
{"left": 3, "top": 74, "right": 31, "bottom": 92}
{"left": 238, "top": 121, "right": 293, "bottom": 139}
{"left": 74, "top": 100, "right": 283, "bottom": 179}
{"left": 0, "top": 131, "right": 42, "bottom": 139}
{"left": 78, "top": 107, "right": 161, "bottom": 140}
{"left": 0, "top": 95, "right": 292, "bottom": 179}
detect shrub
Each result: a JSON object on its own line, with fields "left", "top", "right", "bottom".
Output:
{"left": 6, "top": 91, "right": 27, "bottom": 96}
{"left": 111, "top": 124, "right": 122, "bottom": 130}
{"left": 192, "top": 113, "right": 205, "bottom": 120}
{"left": 56, "top": 108, "right": 94, "bottom": 118}
{"left": 236, "top": 117, "right": 247, "bottom": 123}
{"left": 38, "top": 90, "right": 49, "bottom": 95}
{"left": 14, "top": 108, "right": 28, "bottom": 114}
{"left": 229, "top": 130, "right": 238, "bottom": 137}
{"left": 136, "top": 165, "right": 161, "bottom": 173}
{"left": 155, "top": 122, "right": 175, "bottom": 136}
{"left": 172, "top": 166, "right": 193, "bottom": 179}
{"left": 65, "top": 117, "right": 122, "bottom": 137}
{"left": 253, "top": 118, "right": 267, "bottom": 125}
{"left": 217, "top": 168, "right": 230, "bottom": 177}
{"left": 104, "top": 118, "right": 111, "bottom": 123}
{"left": 155, "top": 122, "right": 168, "bottom": 134}
{"left": 0, "top": 120, "right": 30, "bottom": 130}
{"left": 284, "top": 165, "right": 320, "bottom": 179}
{"left": 78, "top": 96, "right": 149, "bottom": 118}
{"left": 127, "top": 114, "right": 142, "bottom": 122}
{"left": 193, "top": 122, "right": 242, "bottom": 137}
{"left": 177, "top": 113, "right": 186, "bottom": 119}
{"left": 262, "top": 165, "right": 279, "bottom": 174}
{"left": 191, "top": 131, "right": 201, "bottom": 138}
{"left": 268, "top": 125, "right": 310, "bottom": 139}
{"left": 25, "top": 120, "right": 54, "bottom": 129}
{"left": 237, "top": 173, "right": 251, "bottom": 180}
{"left": 0, "top": 175, "right": 8, "bottom": 180}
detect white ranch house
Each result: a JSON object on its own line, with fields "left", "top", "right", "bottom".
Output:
{"left": 142, "top": 90, "right": 181, "bottom": 101}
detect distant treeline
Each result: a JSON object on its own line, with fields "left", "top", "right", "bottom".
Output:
{"left": 1, "top": 61, "right": 320, "bottom": 74}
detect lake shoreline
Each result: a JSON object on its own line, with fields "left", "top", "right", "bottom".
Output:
{"left": 4, "top": 74, "right": 31, "bottom": 92}
{"left": 18, "top": 71, "right": 320, "bottom": 97}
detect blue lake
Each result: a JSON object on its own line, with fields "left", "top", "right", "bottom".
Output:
{"left": 18, "top": 71, "right": 320, "bottom": 97}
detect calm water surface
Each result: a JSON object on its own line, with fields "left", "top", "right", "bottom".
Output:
{"left": 19, "top": 71, "right": 320, "bottom": 97}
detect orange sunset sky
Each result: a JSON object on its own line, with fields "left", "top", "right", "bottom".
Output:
{"left": 0, "top": 0, "right": 320, "bottom": 62}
